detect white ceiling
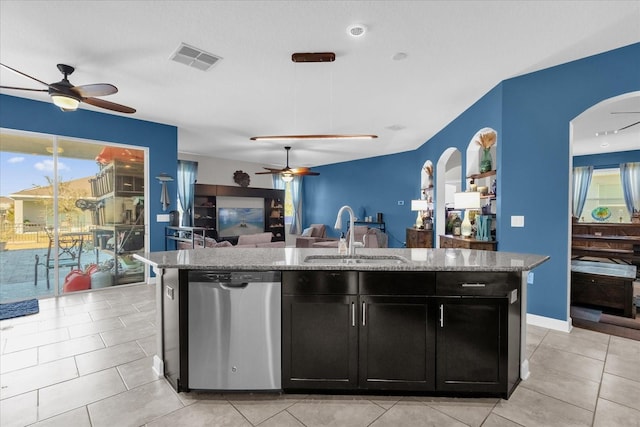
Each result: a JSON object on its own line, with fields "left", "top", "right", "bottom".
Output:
{"left": 1, "top": 1, "right": 638, "bottom": 169}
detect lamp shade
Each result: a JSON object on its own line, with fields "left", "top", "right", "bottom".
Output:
{"left": 454, "top": 192, "right": 481, "bottom": 210}
{"left": 411, "top": 199, "right": 430, "bottom": 211}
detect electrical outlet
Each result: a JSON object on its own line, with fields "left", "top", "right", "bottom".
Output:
{"left": 156, "top": 214, "right": 170, "bottom": 222}
{"left": 397, "top": 200, "right": 404, "bottom": 206}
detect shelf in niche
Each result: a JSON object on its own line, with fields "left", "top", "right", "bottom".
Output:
{"left": 468, "top": 170, "right": 496, "bottom": 180}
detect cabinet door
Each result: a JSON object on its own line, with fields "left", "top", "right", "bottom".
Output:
{"left": 359, "top": 296, "right": 435, "bottom": 390}
{"left": 436, "top": 297, "right": 507, "bottom": 394}
{"left": 282, "top": 295, "right": 358, "bottom": 390}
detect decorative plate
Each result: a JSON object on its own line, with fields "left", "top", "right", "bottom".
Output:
{"left": 591, "top": 206, "right": 611, "bottom": 221}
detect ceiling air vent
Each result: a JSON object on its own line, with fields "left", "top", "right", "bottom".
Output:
{"left": 170, "top": 43, "right": 222, "bottom": 71}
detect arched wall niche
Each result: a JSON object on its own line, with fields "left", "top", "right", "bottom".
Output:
{"left": 421, "top": 160, "right": 434, "bottom": 199}
{"left": 466, "top": 127, "right": 498, "bottom": 181}
{"left": 435, "top": 148, "right": 462, "bottom": 247}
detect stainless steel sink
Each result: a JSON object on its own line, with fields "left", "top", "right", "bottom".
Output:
{"left": 303, "top": 255, "right": 409, "bottom": 265}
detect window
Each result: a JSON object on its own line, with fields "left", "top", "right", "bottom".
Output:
{"left": 284, "top": 182, "right": 293, "bottom": 225}
{"left": 583, "top": 168, "right": 628, "bottom": 223}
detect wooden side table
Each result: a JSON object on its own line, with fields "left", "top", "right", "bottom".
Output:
{"left": 406, "top": 228, "right": 433, "bottom": 248}
{"left": 439, "top": 234, "right": 497, "bottom": 251}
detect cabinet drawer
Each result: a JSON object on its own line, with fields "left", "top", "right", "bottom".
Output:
{"left": 436, "top": 272, "right": 519, "bottom": 296}
{"left": 571, "top": 272, "right": 630, "bottom": 288}
{"left": 283, "top": 271, "right": 358, "bottom": 295}
{"left": 359, "top": 271, "right": 435, "bottom": 295}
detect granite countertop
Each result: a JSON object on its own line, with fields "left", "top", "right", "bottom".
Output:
{"left": 134, "top": 247, "right": 549, "bottom": 272}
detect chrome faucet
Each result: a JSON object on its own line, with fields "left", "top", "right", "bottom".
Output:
{"left": 334, "top": 205, "right": 356, "bottom": 255}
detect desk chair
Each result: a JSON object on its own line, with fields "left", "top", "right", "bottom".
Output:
{"left": 34, "top": 231, "right": 84, "bottom": 289}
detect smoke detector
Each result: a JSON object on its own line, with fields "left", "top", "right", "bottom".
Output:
{"left": 347, "top": 24, "right": 367, "bottom": 38}
{"left": 170, "top": 43, "right": 222, "bottom": 71}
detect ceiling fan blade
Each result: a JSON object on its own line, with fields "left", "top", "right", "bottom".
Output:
{"left": 72, "top": 83, "right": 118, "bottom": 98}
{"left": 0, "top": 85, "right": 48, "bottom": 92}
{"left": 618, "top": 120, "right": 640, "bottom": 131}
{"left": 255, "top": 171, "right": 279, "bottom": 175}
{"left": 83, "top": 97, "right": 136, "bottom": 114}
{"left": 293, "top": 170, "right": 320, "bottom": 176}
{"left": 0, "top": 63, "right": 50, "bottom": 87}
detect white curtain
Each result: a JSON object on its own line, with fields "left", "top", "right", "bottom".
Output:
{"left": 572, "top": 166, "right": 593, "bottom": 220}
{"left": 271, "top": 175, "right": 285, "bottom": 190}
{"left": 290, "top": 176, "right": 303, "bottom": 234}
{"left": 620, "top": 162, "right": 640, "bottom": 217}
{"left": 177, "top": 160, "right": 198, "bottom": 226}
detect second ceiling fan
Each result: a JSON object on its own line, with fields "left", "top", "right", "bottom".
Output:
{"left": 255, "top": 146, "right": 319, "bottom": 182}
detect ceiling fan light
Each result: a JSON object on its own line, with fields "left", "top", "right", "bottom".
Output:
{"left": 51, "top": 94, "right": 80, "bottom": 111}
{"left": 281, "top": 172, "right": 294, "bottom": 182}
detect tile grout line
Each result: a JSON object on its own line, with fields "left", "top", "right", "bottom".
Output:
{"left": 590, "top": 334, "right": 612, "bottom": 426}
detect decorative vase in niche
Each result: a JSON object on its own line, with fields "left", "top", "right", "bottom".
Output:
{"left": 480, "top": 148, "right": 492, "bottom": 173}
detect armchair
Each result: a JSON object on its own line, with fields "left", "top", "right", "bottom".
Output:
{"left": 295, "top": 224, "right": 337, "bottom": 248}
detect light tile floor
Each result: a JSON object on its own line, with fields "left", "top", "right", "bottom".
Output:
{"left": 1, "top": 284, "right": 639, "bottom": 427}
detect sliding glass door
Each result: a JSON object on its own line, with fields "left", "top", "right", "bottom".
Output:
{"left": 0, "top": 129, "right": 148, "bottom": 302}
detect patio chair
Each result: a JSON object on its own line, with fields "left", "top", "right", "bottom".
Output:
{"left": 34, "top": 229, "right": 84, "bottom": 289}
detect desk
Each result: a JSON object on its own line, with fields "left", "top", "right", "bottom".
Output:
{"left": 440, "top": 235, "right": 497, "bottom": 251}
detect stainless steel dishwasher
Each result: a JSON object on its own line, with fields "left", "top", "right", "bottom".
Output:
{"left": 187, "top": 270, "right": 281, "bottom": 391}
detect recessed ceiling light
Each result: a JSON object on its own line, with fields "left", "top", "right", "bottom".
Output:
{"left": 392, "top": 52, "right": 408, "bottom": 61}
{"left": 347, "top": 24, "right": 367, "bottom": 38}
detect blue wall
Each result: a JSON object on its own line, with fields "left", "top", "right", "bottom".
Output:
{"left": 0, "top": 94, "right": 178, "bottom": 253}
{"left": 304, "top": 42, "right": 640, "bottom": 322}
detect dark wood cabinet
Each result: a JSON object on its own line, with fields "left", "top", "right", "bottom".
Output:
{"left": 435, "top": 297, "right": 505, "bottom": 394}
{"left": 282, "top": 271, "right": 437, "bottom": 392}
{"left": 282, "top": 270, "right": 520, "bottom": 397}
{"left": 440, "top": 234, "right": 497, "bottom": 251}
{"left": 435, "top": 272, "right": 521, "bottom": 398}
{"left": 359, "top": 295, "right": 434, "bottom": 390}
{"left": 192, "top": 184, "right": 285, "bottom": 241}
{"left": 406, "top": 228, "right": 433, "bottom": 248}
{"left": 282, "top": 294, "right": 358, "bottom": 389}
{"left": 282, "top": 271, "right": 359, "bottom": 390}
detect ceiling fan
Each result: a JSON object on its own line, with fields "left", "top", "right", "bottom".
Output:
{"left": 255, "top": 146, "right": 319, "bottom": 182}
{"left": 610, "top": 111, "right": 640, "bottom": 131}
{"left": 0, "top": 63, "right": 136, "bottom": 113}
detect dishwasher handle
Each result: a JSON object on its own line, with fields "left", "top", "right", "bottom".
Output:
{"left": 219, "top": 282, "right": 249, "bottom": 290}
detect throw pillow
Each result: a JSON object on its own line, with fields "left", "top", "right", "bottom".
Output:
{"left": 301, "top": 227, "right": 314, "bottom": 237}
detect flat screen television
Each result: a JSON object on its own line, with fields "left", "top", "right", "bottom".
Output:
{"left": 218, "top": 207, "right": 265, "bottom": 237}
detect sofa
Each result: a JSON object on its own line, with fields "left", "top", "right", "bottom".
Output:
{"left": 177, "top": 232, "right": 285, "bottom": 249}
{"left": 311, "top": 225, "right": 388, "bottom": 249}
{"left": 295, "top": 224, "right": 338, "bottom": 248}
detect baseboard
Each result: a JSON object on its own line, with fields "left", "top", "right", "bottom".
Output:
{"left": 152, "top": 355, "right": 164, "bottom": 377}
{"left": 527, "top": 313, "right": 572, "bottom": 333}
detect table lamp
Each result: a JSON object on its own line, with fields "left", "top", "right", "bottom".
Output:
{"left": 454, "top": 192, "right": 481, "bottom": 237}
{"left": 411, "top": 199, "right": 430, "bottom": 229}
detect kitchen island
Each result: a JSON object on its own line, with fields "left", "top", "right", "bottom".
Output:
{"left": 135, "top": 247, "right": 548, "bottom": 399}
